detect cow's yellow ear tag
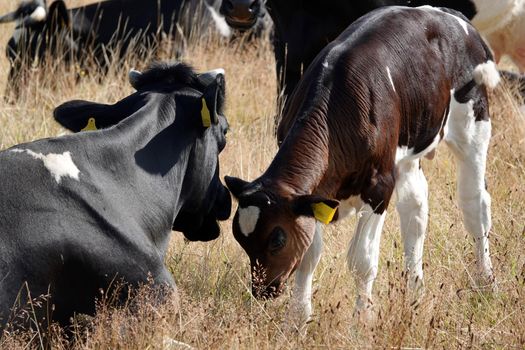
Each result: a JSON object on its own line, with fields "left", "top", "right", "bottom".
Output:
{"left": 311, "top": 202, "right": 337, "bottom": 224}
{"left": 201, "top": 98, "right": 212, "bottom": 128}
{"left": 81, "top": 117, "right": 97, "bottom": 132}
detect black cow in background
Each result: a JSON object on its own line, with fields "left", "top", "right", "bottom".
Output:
{"left": 0, "top": 62, "right": 231, "bottom": 329}
{"left": 0, "top": 0, "right": 271, "bottom": 100}
{"left": 219, "top": 0, "right": 482, "bottom": 103}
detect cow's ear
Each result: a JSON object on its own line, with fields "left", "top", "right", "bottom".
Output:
{"left": 47, "top": 0, "right": 69, "bottom": 30}
{"left": 54, "top": 100, "right": 111, "bottom": 132}
{"left": 200, "top": 70, "right": 225, "bottom": 127}
{"left": 224, "top": 176, "right": 249, "bottom": 199}
{"left": 293, "top": 195, "right": 339, "bottom": 224}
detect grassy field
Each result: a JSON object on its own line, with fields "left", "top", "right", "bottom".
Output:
{"left": 0, "top": 1, "right": 524, "bottom": 349}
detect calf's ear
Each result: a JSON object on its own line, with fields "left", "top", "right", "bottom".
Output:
{"left": 293, "top": 195, "right": 339, "bottom": 225}
{"left": 224, "top": 176, "right": 249, "bottom": 199}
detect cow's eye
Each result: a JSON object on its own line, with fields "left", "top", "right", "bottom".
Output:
{"left": 268, "top": 227, "right": 286, "bottom": 253}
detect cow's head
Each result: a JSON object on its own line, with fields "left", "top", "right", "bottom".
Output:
{"left": 224, "top": 177, "right": 338, "bottom": 298}
{"left": 2, "top": 1, "right": 74, "bottom": 68}
{"left": 54, "top": 62, "right": 232, "bottom": 242}
{"left": 219, "top": 0, "right": 263, "bottom": 30}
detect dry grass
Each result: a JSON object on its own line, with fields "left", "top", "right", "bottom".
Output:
{"left": 0, "top": 1, "right": 524, "bottom": 349}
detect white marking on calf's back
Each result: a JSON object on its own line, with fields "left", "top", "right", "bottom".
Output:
{"left": 10, "top": 149, "right": 80, "bottom": 184}
{"left": 238, "top": 206, "right": 260, "bottom": 236}
{"left": 386, "top": 66, "right": 396, "bottom": 92}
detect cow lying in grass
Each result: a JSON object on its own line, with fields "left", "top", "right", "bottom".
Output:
{"left": 0, "top": 62, "right": 231, "bottom": 330}
{"left": 225, "top": 6, "right": 499, "bottom": 327}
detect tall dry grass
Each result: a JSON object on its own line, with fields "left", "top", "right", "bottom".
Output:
{"left": 0, "top": 1, "right": 524, "bottom": 349}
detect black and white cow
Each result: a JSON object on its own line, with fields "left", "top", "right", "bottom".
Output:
{"left": 220, "top": 0, "right": 523, "bottom": 104}
{"left": 0, "top": 62, "right": 231, "bottom": 329}
{"left": 225, "top": 6, "right": 499, "bottom": 327}
{"left": 0, "top": 0, "right": 270, "bottom": 99}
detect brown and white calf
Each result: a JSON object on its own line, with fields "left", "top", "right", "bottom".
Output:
{"left": 225, "top": 6, "right": 500, "bottom": 325}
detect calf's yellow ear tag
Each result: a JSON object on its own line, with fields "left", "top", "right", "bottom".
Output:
{"left": 311, "top": 202, "right": 337, "bottom": 224}
{"left": 201, "top": 98, "right": 212, "bottom": 128}
{"left": 81, "top": 117, "right": 97, "bottom": 132}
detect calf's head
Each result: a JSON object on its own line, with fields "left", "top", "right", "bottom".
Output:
{"left": 225, "top": 177, "right": 338, "bottom": 298}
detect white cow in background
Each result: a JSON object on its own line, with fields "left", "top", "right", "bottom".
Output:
{"left": 472, "top": 0, "right": 525, "bottom": 72}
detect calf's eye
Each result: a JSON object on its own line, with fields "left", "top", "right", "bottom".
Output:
{"left": 268, "top": 227, "right": 287, "bottom": 253}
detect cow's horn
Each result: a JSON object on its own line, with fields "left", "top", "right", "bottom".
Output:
{"left": 128, "top": 69, "right": 143, "bottom": 89}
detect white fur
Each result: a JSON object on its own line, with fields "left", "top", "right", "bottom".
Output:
{"left": 473, "top": 61, "right": 501, "bottom": 89}
{"left": 29, "top": 6, "right": 46, "bottom": 22}
{"left": 206, "top": 4, "right": 232, "bottom": 38}
{"left": 471, "top": 0, "right": 525, "bottom": 72}
{"left": 386, "top": 66, "right": 396, "bottom": 92}
{"left": 471, "top": 0, "right": 523, "bottom": 34}
{"left": 288, "top": 223, "right": 323, "bottom": 328}
{"left": 444, "top": 93, "right": 494, "bottom": 284}
{"left": 11, "top": 149, "right": 80, "bottom": 184}
{"left": 395, "top": 159, "right": 428, "bottom": 290}
{"left": 336, "top": 195, "right": 361, "bottom": 220}
{"left": 238, "top": 206, "right": 260, "bottom": 236}
{"left": 347, "top": 202, "right": 386, "bottom": 316}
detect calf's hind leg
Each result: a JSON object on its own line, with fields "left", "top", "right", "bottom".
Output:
{"left": 445, "top": 92, "right": 495, "bottom": 289}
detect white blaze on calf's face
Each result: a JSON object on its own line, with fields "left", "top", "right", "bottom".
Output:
{"left": 11, "top": 149, "right": 80, "bottom": 184}
{"left": 238, "top": 205, "right": 260, "bottom": 236}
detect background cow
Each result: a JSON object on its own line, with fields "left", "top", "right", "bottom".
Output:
{"left": 225, "top": 6, "right": 499, "bottom": 328}
{"left": 0, "top": 0, "right": 270, "bottom": 100}
{"left": 0, "top": 62, "right": 231, "bottom": 329}
{"left": 220, "top": 0, "right": 523, "bottom": 104}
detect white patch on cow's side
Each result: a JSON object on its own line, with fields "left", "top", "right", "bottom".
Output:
{"left": 10, "top": 149, "right": 80, "bottom": 184}
{"left": 473, "top": 61, "right": 501, "bottom": 89}
{"left": 419, "top": 5, "right": 469, "bottom": 34}
{"left": 238, "top": 206, "right": 260, "bottom": 236}
{"left": 206, "top": 4, "right": 232, "bottom": 38}
{"left": 386, "top": 66, "right": 396, "bottom": 92}
{"left": 29, "top": 6, "right": 47, "bottom": 22}
{"left": 322, "top": 60, "right": 329, "bottom": 69}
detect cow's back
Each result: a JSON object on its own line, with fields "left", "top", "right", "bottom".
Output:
{"left": 277, "top": 6, "right": 489, "bottom": 149}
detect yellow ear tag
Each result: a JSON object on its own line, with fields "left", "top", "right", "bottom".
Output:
{"left": 201, "top": 98, "right": 212, "bottom": 128}
{"left": 311, "top": 202, "right": 337, "bottom": 224}
{"left": 81, "top": 117, "right": 97, "bottom": 132}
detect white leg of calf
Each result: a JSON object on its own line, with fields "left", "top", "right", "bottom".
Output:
{"left": 395, "top": 159, "right": 429, "bottom": 291}
{"left": 347, "top": 203, "right": 386, "bottom": 319}
{"left": 288, "top": 223, "right": 323, "bottom": 328}
{"left": 445, "top": 97, "right": 495, "bottom": 287}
